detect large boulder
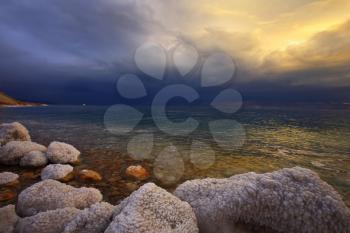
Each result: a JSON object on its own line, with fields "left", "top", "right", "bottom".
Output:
{"left": 0, "top": 205, "right": 19, "bottom": 233}
{"left": 105, "top": 183, "right": 198, "bottom": 233}
{"left": 46, "top": 142, "right": 80, "bottom": 164}
{"left": 0, "top": 172, "right": 19, "bottom": 186}
{"left": 15, "top": 207, "right": 80, "bottom": 233}
{"left": 41, "top": 164, "right": 74, "bottom": 181}
{"left": 175, "top": 167, "right": 350, "bottom": 233}
{"left": 0, "top": 141, "right": 46, "bottom": 165}
{"left": 63, "top": 202, "right": 114, "bottom": 233}
{"left": 19, "top": 151, "right": 48, "bottom": 167}
{"left": 17, "top": 179, "right": 102, "bottom": 217}
{"left": 0, "top": 122, "right": 30, "bottom": 146}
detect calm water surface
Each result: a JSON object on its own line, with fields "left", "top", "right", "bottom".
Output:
{"left": 0, "top": 104, "right": 349, "bottom": 206}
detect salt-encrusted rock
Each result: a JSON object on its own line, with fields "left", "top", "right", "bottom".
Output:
{"left": 0, "top": 205, "right": 19, "bottom": 233}
{"left": 77, "top": 169, "right": 102, "bottom": 182}
{"left": 125, "top": 165, "right": 150, "bottom": 181}
{"left": 0, "top": 172, "right": 19, "bottom": 186}
{"left": 19, "top": 151, "right": 48, "bottom": 167}
{"left": 0, "top": 122, "right": 30, "bottom": 146}
{"left": 41, "top": 164, "right": 74, "bottom": 181}
{"left": 17, "top": 179, "right": 102, "bottom": 217}
{"left": 63, "top": 202, "right": 114, "bottom": 233}
{"left": 0, "top": 141, "right": 46, "bottom": 165}
{"left": 105, "top": 183, "right": 198, "bottom": 233}
{"left": 15, "top": 207, "right": 80, "bottom": 233}
{"left": 175, "top": 167, "right": 350, "bottom": 233}
{"left": 46, "top": 141, "right": 80, "bottom": 164}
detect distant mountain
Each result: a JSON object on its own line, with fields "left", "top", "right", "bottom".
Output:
{"left": 0, "top": 91, "right": 44, "bottom": 106}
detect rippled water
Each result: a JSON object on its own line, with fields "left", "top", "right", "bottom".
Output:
{"left": 0, "top": 104, "right": 349, "bottom": 206}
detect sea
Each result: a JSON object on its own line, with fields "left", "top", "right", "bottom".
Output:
{"left": 0, "top": 104, "right": 349, "bottom": 206}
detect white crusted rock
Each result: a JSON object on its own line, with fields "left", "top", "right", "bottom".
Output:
{"left": 63, "top": 202, "right": 114, "bottom": 233}
{"left": 17, "top": 179, "right": 102, "bottom": 217}
{"left": 0, "top": 122, "right": 30, "bottom": 146}
{"left": 41, "top": 164, "right": 74, "bottom": 181}
{"left": 0, "top": 205, "right": 19, "bottom": 233}
{"left": 175, "top": 167, "right": 350, "bottom": 233}
{"left": 0, "top": 141, "right": 46, "bottom": 165}
{"left": 15, "top": 207, "right": 80, "bottom": 233}
{"left": 105, "top": 183, "right": 198, "bottom": 233}
{"left": 0, "top": 172, "right": 19, "bottom": 186}
{"left": 20, "top": 151, "right": 48, "bottom": 167}
{"left": 46, "top": 141, "right": 80, "bottom": 164}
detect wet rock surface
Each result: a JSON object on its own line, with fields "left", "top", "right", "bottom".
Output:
{"left": 77, "top": 169, "right": 102, "bottom": 182}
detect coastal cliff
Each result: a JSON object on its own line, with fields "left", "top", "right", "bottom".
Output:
{"left": 0, "top": 92, "right": 44, "bottom": 106}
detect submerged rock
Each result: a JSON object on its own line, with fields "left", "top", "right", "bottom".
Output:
{"left": 175, "top": 167, "right": 350, "bottom": 233}
{"left": 0, "top": 172, "right": 19, "bottom": 186}
{"left": 0, "top": 205, "right": 19, "bottom": 233}
{"left": 19, "top": 151, "right": 48, "bottom": 167}
{"left": 0, "top": 190, "right": 17, "bottom": 202}
{"left": 0, "top": 122, "right": 31, "bottom": 146}
{"left": 125, "top": 165, "right": 150, "bottom": 181}
{"left": 15, "top": 207, "right": 80, "bottom": 233}
{"left": 77, "top": 169, "right": 102, "bottom": 182}
{"left": 46, "top": 141, "right": 80, "bottom": 164}
{"left": 17, "top": 179, "right": 102, "bottom": 217}
{"left": 63, "top": 202, "right": 114, "bottom": 233}
{"left": 105, "top": 183, "right": 198, "bottom": 233}
{"left": 0, "top": 141, "right": 46, "bottom": 165}
{"left": 41, "top": 164, "right": 74, "bottom": 181}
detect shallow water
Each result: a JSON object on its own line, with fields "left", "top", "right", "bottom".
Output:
{"left": 0, "top": 104, "right": 349, "bottom": 207}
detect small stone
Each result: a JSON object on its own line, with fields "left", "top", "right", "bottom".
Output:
{"left": 125, "top": 165, "right": 150, "bottom": 181}
{"left": 0, "top": 122, "right": 31, "bottom": 146}
{"left": 78, "top": 169, "right": 102, "bottom": 182}
{"left": 0, "top": 190, "right": 16, "bottom": 202}
{"left": 20, "top": 150, "right": 48, "bottom": 167}
{"left": 125, "top": 182, "right": 138, "bottom": 192}
{"left": 0, "top": 172, "right": 19, "bottom": 186}
{"left": 46, "top": 141, "right": 80, "bottom": 164}
{"left": 41, "top": 164, "right": 74, "bottom": 182}
{"left": 22, "top": 171, "right": 40, "bottom": 180}
{"left": 0, "top": 141, "right": 46, "bottom": 165}
{"left": 311, "top": 161, "right": 325, "bottom": 168}
{"left": 0, "top": 205, "right": 19, "bottom": 233}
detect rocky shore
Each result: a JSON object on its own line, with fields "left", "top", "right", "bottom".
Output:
{"left": 0, "top": 122, "right": 350, "bottom": 233}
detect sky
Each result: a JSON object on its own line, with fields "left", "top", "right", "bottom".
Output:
{"left": 0, "top": 0, "right": 350, "bottom": 104}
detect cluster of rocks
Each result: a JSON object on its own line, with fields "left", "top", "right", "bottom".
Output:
{"left": 0, "top": 122, "right": 80, "bottom": 167}
{"left": 0, "top": 167, "right": 349, "bottom": 233}
{"left": 0, "top": 122, "right": 104, "bottom": 184}
{"left": 1, "top": 122, "right": 350, "bottom": 233}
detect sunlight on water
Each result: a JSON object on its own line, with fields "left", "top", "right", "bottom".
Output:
{"left": 0, "top": 104, "right": 349, "bottom": 206}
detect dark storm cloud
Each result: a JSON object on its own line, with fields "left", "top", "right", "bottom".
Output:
{"left": 0, "top": 0, "right": 166, "bottom": 104}
{"left": 0, "top": 0, "right": 349, "bottom": 104}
